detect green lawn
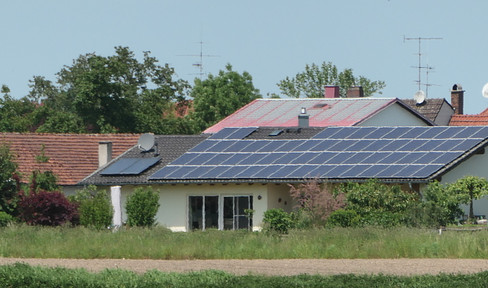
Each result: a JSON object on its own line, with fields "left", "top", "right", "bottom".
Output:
{"left": 1, "top": 225, "right": 488, "bottom": 259}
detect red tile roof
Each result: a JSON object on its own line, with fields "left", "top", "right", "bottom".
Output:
{"left": 0, "top": 133, "right": 140, "bottom": 186}
{"left": 204, "top": 98, "right": 429, "bottom": 133}
{"left": 449, "top": 108, "right": 488, "bottom": 126}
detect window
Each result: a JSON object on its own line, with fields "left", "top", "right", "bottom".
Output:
{"left": 188, "top": 195, "right": 253, "bottom": 231}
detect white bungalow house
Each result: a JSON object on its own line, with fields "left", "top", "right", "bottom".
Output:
{"left": 80, "top": 125, "right": 488, "bottom": 231}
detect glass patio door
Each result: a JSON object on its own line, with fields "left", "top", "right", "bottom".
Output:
{"left": 223, "top": 196, "right": 253, "bottom": 230}
{"left": 188, "top": 196, "right": 219, "bottom": 230}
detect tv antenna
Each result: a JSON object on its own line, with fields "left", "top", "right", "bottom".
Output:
{"left": 404, "top": 36, "right": 442, "bottom": 97}
{"left": 178, "top": 41, "right": 219, "bottom": 79}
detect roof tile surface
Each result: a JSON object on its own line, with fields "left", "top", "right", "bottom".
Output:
{"left": 0, "top": 133, "right": 140, "bottom": 186}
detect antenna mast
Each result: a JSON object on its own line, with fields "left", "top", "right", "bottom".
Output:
{"left": 404, "top": 36, "right": 442, "bottom": 97}
{"left": 178, "top": 41, "right": 219, "bottom": 79}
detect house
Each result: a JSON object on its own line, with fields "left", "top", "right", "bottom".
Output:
{"left": 81, "top": 125, "right": 488, "bottom": 232}
{"left": 0, "top": 133, "right": 140, "bottom": 194}
{"left": 203, "top": 87, "right": 435, "bottom": 134}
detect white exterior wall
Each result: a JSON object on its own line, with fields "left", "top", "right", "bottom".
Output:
{"left": 433, "top": 151, "right": 488, "bottom": 218}
{"left": 359, "top": 103, "right": 430, "bottom": 126}
{"left": 117, "top": 183, "right": 277, "bottom": 232}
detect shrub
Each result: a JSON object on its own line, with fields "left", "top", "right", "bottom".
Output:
{"left": 126, "top": 187, "right": 159, "bottom": 227}
{"left": 0, "top": 211, "right": 13, "bottom": 227}
{"left": 327, "top": 209, "right": 360, "bottom": 227}
{"left": 78, "top": 188, "right": 113, "bottom": 230}
{"left": 262, "top": 208, "right": 294, "bottom": 234}
{"left": 19, "top": 190, "right": 77, "bottom": 226}
{"left": 288, "top": 178, "right": 346, "bottom": 227}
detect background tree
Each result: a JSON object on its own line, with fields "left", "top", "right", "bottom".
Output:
{"left": 0, "top": 85, "right": 37, "bottom": 132}
{"left": 449, "top": 176, "right": 488, "bottom": 220}
{"left": 27, "top": 47, "right": 192, "bottom": 134}
{"left": 277, "top": 62, "right": 385, "bottom": 98}
{"left": 190, "top": 64, "right": 261, "bottom": 131}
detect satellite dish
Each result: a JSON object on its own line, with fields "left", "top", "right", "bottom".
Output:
{"left": 414, "top": 90, "right": 426, "bottom": 105}
{"left": 138, "top": 133, "right": 155, "bottom": 151}
{"left": 482, "top": 83, "right": 488, "bottom": 99}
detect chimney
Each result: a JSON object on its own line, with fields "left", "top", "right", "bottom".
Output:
{"left": 298, "top": 107, "right": 309, "bottom": 128}
{"left": 346, "top": 86, "right": 364, "bottom": 98}
{"left": 324, "top": 85, "right": 340, "bottom": 98}
{"left": 451, "top": 84, "right": 464, "bottom": 115}
{"left": 98, "top": 141, "right": 112, "bottom": 167}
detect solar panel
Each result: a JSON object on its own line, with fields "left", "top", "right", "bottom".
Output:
{"left": 236, "top": 166, "right": 266, "bottom": 178}
{"left": 227, "top": 127, "right": 257, "bottom": 139}
{"left": 205, "top": 153, "right": 233, "bottom": 165}
{"left": 240, "top": 140, "right": 270, "bottom": 152}
{"left": 209, "top": 128, "right": 239, "bottom": 139}
{"left": 221, "top": 153, "right": 250, "bottom": 165}
{"left": 309, "top": 140, "right": 341, "bottom": 151}
{"left": 346, "top": 127, "right": 378, "bottom": 139}
{"left": 148, "top": 166, "right": 179, "bottom": 179}
{"left": 341, "top": 165, "right": 372, "bottom": 178}
{"left": 207, "top": 141, "right": 237, "bottom": 152}
{"left": 254, "top": 165, "right": 282, "bottom": 178}
{"left": 255, "top": 153, "right": 287, "bottom": 164}
{"left": 382, "top": 127, "right": 412, "bottom": 139}
{"left": 200, "top": 166, "right": 231, "bottom": 178}
{"left": 269, "top": 165, "right": 300, "bottom": 178}
{"left": 150, "top": 126, "right": 488, "bottom": 181}
{"left": 189, "top": 141, "right": 218, "bottom": 152}
{"left": 100, "top": 157, "right": 160, "bottom": 175}
{"left": 224, "top": 141, "right": 253, "bottom": 152}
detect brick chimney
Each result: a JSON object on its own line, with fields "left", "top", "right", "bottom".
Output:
{"left": 298, "top": 107, "right": 309, "bottom": 128}
{"left": 98, "top": 141, "right": 112, "bottom": 167}
{"left": 346, "top": 86, "right": 364, "bottom": 98}
{"left": 451, "top": 84, "right": 464, "bottom": 115}
{"left": 324, "top": 85, "right": 340, "bottom": 98}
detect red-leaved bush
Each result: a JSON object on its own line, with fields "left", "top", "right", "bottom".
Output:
{"left": 19, "top": 190, "right": 77, "bottom": 226}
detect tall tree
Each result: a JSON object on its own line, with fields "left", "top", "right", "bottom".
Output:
{"left": 277, "top": 62, "right": 385, "bottom": 98}
{"left": 0, "top": 85, "right": 37, "bottom": 132}
{"left": 191, "top": 64, "right": 261, "bottom": 131}
{"left": 0, "top": 144, "right": 19, "bottom": 215}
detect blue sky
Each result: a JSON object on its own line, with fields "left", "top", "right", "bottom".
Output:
{"left": 1, "top": 1, "right": 488, "bottom": 114}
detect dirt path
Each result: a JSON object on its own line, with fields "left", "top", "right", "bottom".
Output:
{"left": 1, "top": 258, "right": 488, "bottom": 276}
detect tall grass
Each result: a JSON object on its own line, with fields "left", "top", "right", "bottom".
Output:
{"left": 1, "top": 225, "right": 488, "bottom": 259}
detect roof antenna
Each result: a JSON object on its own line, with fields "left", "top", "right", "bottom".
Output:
{"left": 404, "top": 36, "right": 442, "bottom": 98}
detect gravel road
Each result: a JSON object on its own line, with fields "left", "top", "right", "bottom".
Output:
{"left": 1, "top": 258, "right": 488, "bottom": 276}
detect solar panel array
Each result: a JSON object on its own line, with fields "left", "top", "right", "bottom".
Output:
{"left": 149, "top": 126, "right": 488, "bottom": 181}
{"left": 101, "top": 157, "right": 161, "bottom": 175}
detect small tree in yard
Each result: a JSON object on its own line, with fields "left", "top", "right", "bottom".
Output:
{"left": 289, "top": 178, "right": 346, "bottom": 227}
{"left": 449, "top": 176, "right": 488, "bottom": 221}
{"left": 126, "top": 187, "right": 160, "bottom": 227}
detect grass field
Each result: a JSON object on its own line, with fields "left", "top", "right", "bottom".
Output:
{"left": 1, "top": 225, "right": 488, "bottom": 259}
{"left": 1, "top": 263, "right": 488, "bottom": 288}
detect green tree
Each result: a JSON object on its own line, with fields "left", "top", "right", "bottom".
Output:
{"left": 449, "top": 176, "right": 488, "bottom": 220}
{"left": 28, "top": 47, "right": 191, "bottom": 134}
{"left": 0, "top": 86, "right": 37, "bottom": 132}
{"left": 191, "top": 64, "right": 261, "bottom": 131}
{"left": 277, "top": 62, "right": 385, "bottom": 98}
{"left": 72, "top": 186, "right": 113, "bottom": 230}
{"left": 0, "top": 144, "right": 19, "bottom": 215}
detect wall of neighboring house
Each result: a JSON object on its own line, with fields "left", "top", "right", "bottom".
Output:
{"left": 434, "top": 101, "right": 455, "bottom": 126}
{"left": 112, "top": 183, "right": 292, "bottom": 232}
{"left": 435, "top": 150, "right": 488, "bottom": 219}
{"left": 359, "top": 103, "right": 430, "bottom": 127}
